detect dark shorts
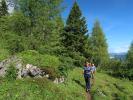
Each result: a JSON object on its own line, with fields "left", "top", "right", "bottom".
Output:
{"left": 84, "top": 74, "right": 91, "bottom": 90}
{"left": 84, "top": 74, "right": 91, "bottom": 78}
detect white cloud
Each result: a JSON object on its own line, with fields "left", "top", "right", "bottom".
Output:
{"left": 109, "top": 45, "right": 130, "bottom": 53}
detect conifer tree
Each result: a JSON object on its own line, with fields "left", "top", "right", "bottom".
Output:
{"left": 16, "top": 0, "right": 64, "bottom": 54}
{"left": 62, "top": 1, "right": 88, "bottom": 56}
{"left": 89, "top": 21, "right": 109, "bottom": 67}
{"left": 126, "top": 42, "right": 133, "bottom": 69}
{"left": 0, "top": 0, "right": 8, "bottom": 17}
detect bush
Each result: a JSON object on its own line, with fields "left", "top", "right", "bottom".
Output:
{"left": 103, "top": 59, "right": 122, "bottom": 71}
{"left": 41, "top": 67, "right": 60, "bottom": 80}
{"left": 7, "top": 37, "right": 24, "bottom": 54}
{"left": 38, "top": 44, "right": 64, "bottom": 56}
{"left": 1, "top": 32, "right": 25, "bottom": 54}
{"left": 101, "top": 58, "right": 133, "bottom": 79}
{"left": 69, "top": 52, "right": 86, "bottom": 67}
{"left": 5, "top": 64, "right": 17, "bottom": 81}
{"left": 0, "top": 32, "right": 10, "bottom": 61}
{"left": 9, "top": 12, "right": 31, "bottom": 36}
{"left": 0, "top": 16, "right": 10, "bottom": 32}
{"left": 58, "top": 56, "right": 75, "bottom": 76}
{"left": 26, "top": 36, "right": 40, "bottom": 50}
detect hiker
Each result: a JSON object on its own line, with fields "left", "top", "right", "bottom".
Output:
{"left": 83, "top": 61, "right": 92, "bottom": 92}
{"left": 91, "top": 63, "right": 96, "bottom": 86}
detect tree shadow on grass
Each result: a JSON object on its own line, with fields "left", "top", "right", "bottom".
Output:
{"left": 73, "top": 79, "right": 85, "bottom": 89}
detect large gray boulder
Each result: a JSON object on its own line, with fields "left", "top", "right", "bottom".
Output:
{"left": 21, "top": 69, "right": 30, "bottom": 77}
{"left": 21, "top": 64, "right": 46, "bottom": 78}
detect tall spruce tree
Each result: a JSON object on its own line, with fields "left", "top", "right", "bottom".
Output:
{"left": 124, "top": 42, "right": 133, "bottom": 79}
{"left": 126, "top": 42, "right": 133, "bottom": 69}
{"left": 0, "top": 0, "right": 8, "bottom": 17}
{"left": 90, "top": 21, "right": 109, "bottom": 67}
{"left": 62, "top": 1, "right": 88, "bottom": 56}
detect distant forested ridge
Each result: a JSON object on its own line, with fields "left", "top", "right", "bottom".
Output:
{"left": 110, "top": 53, "right": 126, "bottom": 60}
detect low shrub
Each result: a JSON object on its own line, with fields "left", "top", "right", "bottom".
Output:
{"left": 69, "top": 52, "right": 86, "bottom": 67}
{"left": 41, "top": 67, "right": 60, "bottom": 80}
{"left": 7, "top": 38, "right": 24, "bottom": 54}
{"left": 58, "top": 56, "right": 75, "bottom": 76}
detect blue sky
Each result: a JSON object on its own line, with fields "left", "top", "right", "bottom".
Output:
{"left": 62, "top": 0, "right": 133, "bottom": 53}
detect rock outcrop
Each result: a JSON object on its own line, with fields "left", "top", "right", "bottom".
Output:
{"left": 21, "top": 64, "right": 49, "bottom": 78}
{"left": 0, "top": 56, "right": 65, "bottom": 84}
{"left": 0, "top": 56, "right": 23, "bottom": 78}
{"left": 53, "top": 77, "right": 65, "bottom": 84}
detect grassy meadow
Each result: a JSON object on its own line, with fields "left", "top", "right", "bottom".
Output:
{"left": 0, "top": 68, "right": 133, "bottom": 100}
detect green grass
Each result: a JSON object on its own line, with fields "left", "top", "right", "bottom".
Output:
{"left": 0, "top": 68, "right": 133, "bottom": 100}
{"left": 68, "top": 68, "right": 133, "bottom": 100}
{"left": 0, "top": 78, "right": 65, "bottom": 100}
{"left": 0, "top": 76, "right": 85, "bottom": 100}
{"left": 58, "top": 68, "right": 133, "bottom": 100}
{"left": 91, "top": 72, "right": 133, "bottom": 100}
{"left": 18, "top": 50, "right": 60, "bottom": 69}
{"left": 0, "top": 48, "right": 9, "bottom": 61}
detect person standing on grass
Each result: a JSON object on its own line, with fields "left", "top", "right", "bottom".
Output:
{"left": 83, "top": 61, "right": 92, "bottom": 92}
{"left": 91, "top": 63, "right": 96, "bottom": 86}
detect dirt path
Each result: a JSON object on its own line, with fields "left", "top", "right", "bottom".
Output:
{"left": 73, "top": 79, "right": 92, "bottom": 100}
{"left": 86, "top": 92, "right": 92, "bottom": 100}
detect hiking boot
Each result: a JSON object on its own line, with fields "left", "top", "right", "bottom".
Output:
{"left": 86, "top": 89, "right": 90, "bottom": 92}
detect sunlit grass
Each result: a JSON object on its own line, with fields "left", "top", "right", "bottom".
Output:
{"left": 0, "top": 68, "right": 133, "bottom": 100}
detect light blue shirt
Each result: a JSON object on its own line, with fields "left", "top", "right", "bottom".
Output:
{"left": 83, "top": 67, "right": 91, "bottom": 75}
{"left": 91, "top": 66, "right": 96, "bottom": 72}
